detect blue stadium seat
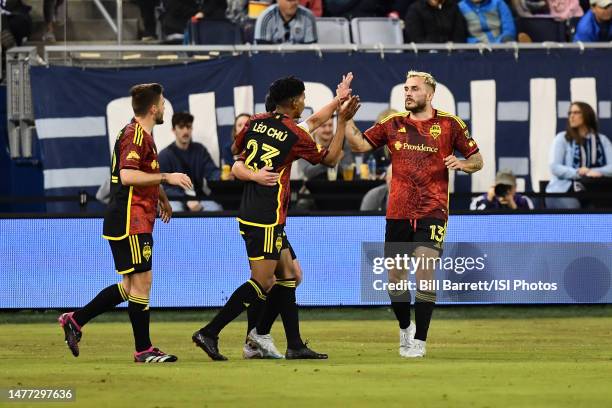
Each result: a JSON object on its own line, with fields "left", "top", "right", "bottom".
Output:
{"left": 350, "top": 18, "right": 404, "bottom": 45}
{"left": 189, "top": 19, "right": 243, "bottom": 45}
{"left": 315, "top": 17, "right": 351, "bottom": 44}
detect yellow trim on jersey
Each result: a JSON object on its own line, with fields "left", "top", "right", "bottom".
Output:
{"left": 248, "top": 256, "right": 265, "bottom": 261}
{"left": 133, "top": 124, "right": 144, "bottom": 146}
{"left": 437, "top": 110, "right": 467, "bottom": 129}
{"left": 378, "top": 111, "right": 409, "bottom": 124}
{"left": 117, "top": 267, "right": 135, "bottom": 275}
{"left": 235, "top": 168, "right": 286, "bottom": 228}
{"left": 239, "top": 230, "right": 245, "bottom": 235}
{"left": 101, "top": 185, "right": 134, "bottom": 241}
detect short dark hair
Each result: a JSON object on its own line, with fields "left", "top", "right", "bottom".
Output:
{"left": 268, "top": 76, "right": 305, "bottom": 108}
{"left": 172, "top": 112, "right": 194, "bottom": 128}
{"left": 130, "top": 83, "right": 163, "bottom": 116}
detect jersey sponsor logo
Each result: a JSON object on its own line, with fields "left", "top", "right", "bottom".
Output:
{"left": 275, "top": 236, "right": 283, "bottom": 253}
{"left": 142, "top": 244, "right": 152, "bottom": 261}
{"left": 429, "top": 124, "right": 442, "bottom": 139}
{"left": 126, "top": 150, "right": 140, "bottom": 161}
{"left": 394, "top": 142, "right": 439, "bottom": 153}
{"left": 251, "top": 122, "right": 289, "bottom": 141}
{"left": 151, "top": 160, "right": 159, "bottom": 170}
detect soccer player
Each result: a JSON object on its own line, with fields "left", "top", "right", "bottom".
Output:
{"left": 345, "top": 71, "right": 483, "bottom": 358}
{"left": 58, "top": 83, "right": 193, "bottom": 363}
{"left": 193, "top": 76, "right": 360, "bottom": 360}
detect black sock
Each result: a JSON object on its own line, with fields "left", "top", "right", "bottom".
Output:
{"left": 246, "top": 296, "right": 266, "bottom": 341}
{"left": 203, "top": 279, "right": 266, "bottom": 337}
{"left": 256, "top": 283, "right": 282, "bottom": 336}
{"left": 275, "top": 280, "right": 305, "bottom": 350}
{"left": 73, "top": 283, "right": 128, "bottom": 327}
{"left": 128, "top": 294, "right": 152, "bottom": 352}
{"left": 414, "top": 291, "right": 436, "bottom": 341}
{"left": 388, "top": 289, "right": 411, "bottom": 329}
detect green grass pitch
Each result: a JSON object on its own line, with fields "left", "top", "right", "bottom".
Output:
{"left": 1, "top": 307, "right": 612, "bottom": 408}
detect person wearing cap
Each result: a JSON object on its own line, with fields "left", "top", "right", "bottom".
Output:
{"left": 470, "top": 171, "right": 534, "bottom": 210}
{"left": 573, "top": 0, "right": 612, "bottom": 42}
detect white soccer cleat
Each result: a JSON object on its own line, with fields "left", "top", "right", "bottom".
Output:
{"left": 399, "top": 322, "right": 416, "bottom": 356}
{"left": 247, "top": 328, "right": 284, "bottom": 359}
{"left": 401, "top": 339, "right": 426, "bottom": 358}
{"left": 242, "top": 342, "right": 263, "bottom": 359}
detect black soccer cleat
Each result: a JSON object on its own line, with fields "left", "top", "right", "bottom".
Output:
{"left": 192, "top": 330, "right": 228, "bottom": 361}
{"left": 286, "top": 344, "right": 328, "bottom": 360}
{"left": 58, "top": 312, "right": 82, "bottom": 357}
{"left": 134, "top": 346, "right": 178, "bottom": 363}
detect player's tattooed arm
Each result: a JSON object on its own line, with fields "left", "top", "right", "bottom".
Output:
{"left": 344, "top": 119, "right": 373, "bottom": 153}
{"left": 444, "top": 152, "right": 483, "bottom": 173}
{"left": 302, "top": 72, "right": 353, "bottom": 133}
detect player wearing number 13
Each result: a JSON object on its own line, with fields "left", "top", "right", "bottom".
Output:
{"left": 346, "top": 71, "right": 484, "bottom": 358}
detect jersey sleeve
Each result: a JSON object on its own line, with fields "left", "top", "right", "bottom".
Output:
{"left": 363, "top": 122, "right": 388, "bottom": 149}
{"left": 293, "top": 123, "right": 328, "bottom": 165}
{"left": 451, "top": 118, "right": 479, "bottom": 159}
{"left": 118, "top": 125, "right": 145, "bottom": 170}
{"left": 233, "top": 119, "right": 250, "bottom": 155}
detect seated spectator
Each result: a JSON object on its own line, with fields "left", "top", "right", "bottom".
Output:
{"left": 226, "top": 0, "right": 248, "bottom": 23}
{"left": 573, "top": 0, "right": 612, "bottom": 41}
{"left": 360, "top": 165, "right": 392, "bottom": 211}
{"left": 254, "top": 0, "right": 317, "bottom": 43}
{"left": 458, "top": 0, "right": 517, "bottom": 42}
{"left": 325, "top": 0, "right": 405, "bottom": 18}
{"left": 193, "top": 0, "right": 230, "bottom": 20}
{"left": 222, "top": 113, "right": 250, "bottom": 166}
{"left": 404, "top": 0, "right": 467, "bottom": 43}
{"left": 159, "top": 0, "right": 199, "bottom": 42}
{"left": 546, "top": 102, "right": 612, "bottom": 208}
{"left": 1, "top": 0, "right": 32, "bottom": 46}
{"left": 511, "top": 0, "right": 550, "bottom": 17}
{"left": 470, "top": 171, "right": 534, "bottom": 210}
{"left": 135, "top": 0, "right": 158, "bottom": 41}
{"left": 298, "top": 117, "right": 354, "bottom": 180}
{"left": 548, "top": 0, "right": 584, "bottom": 19}
{"left": 158, "top": 112, "right": 223, "bottom": 212}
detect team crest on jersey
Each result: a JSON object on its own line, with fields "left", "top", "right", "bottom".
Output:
{"left": 469, "top": 140, "right": 475, "bottom": 147}
{"left": 429, "top": 124, "right": 442, "bottom": 139}
{"left": 394, "top": 141, "right": 402, "bottom": 151}
{"left": 126, "top": 151, "right": 140, "bottom": 161}
{"left": 275, "top": 236, "right": 283, "bottom": 253}
{"left": 397, "top": 127, "right": 406, "bottom": 133}
{"left": 151, "top": 160, "right": 159, "bottom": 170}
{"left": 142, "top": 245, "right": 152, "bottom": 261}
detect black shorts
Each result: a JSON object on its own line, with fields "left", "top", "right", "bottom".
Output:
{"left": 239, "top": 222, "right": 294, "bottom": 261}
{"left": 385, "top": 218, "right": 446, "bottom": 256}
{"left": 107, "top": 233, "right": 153, "bottom": 274}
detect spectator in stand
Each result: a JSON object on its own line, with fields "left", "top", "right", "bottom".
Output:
{"left": 159, "top": 0, "right": 199, "bottom": 42}
{"left": 0, "top": 0, "right": 32, "bottom": 46}
{"left": 226, "top": 0, "right": 248, "bottom": 23}
{"left": 221, "top": 113, "right": 250, "bottom": 166}
{"left": 254, "top": 0, "right": 317, "bottom": 43}
{"left": 158, "top": 112, "right": 223, "bottom": 212}
{"left": 548, "top": 0, "right": 584, "bottom": 19}
{"left": 546, "top": 102, "right": 612, "bottom": 209}
{"left": 300, "top": 0, "right": 323, "bottom": 16}
{"left": 135, "top": 0, "right": 159, "bottom": 41}
{"left": 470, "top": 171, "right": 534, "bottom": 210}
{"left": 404, "top": 0, "right": 467, "bottom": 43}
{"left": 193, "top": 0, "right": 230, "bottom": 20}
{"left": 360, "top": 165, "right": 392, "bottom": 211}
{"left": 573, "top": 0, "right": 612, "bottom": 41}
{"left": 458, "top": 0, "right": 517, "bottom": 42}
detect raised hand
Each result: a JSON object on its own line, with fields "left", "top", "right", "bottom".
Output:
{"left": 338, "top": 95, "right": 361, "bottom": 122}
{"left": 336, "top": 72, "right": 354, "bottom": 102}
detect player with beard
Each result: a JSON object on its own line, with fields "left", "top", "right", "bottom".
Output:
{"left": 58, "top": 83, "right": 193, "bottom": 363}
{"left": 345, "top": 71, "right": 483, "bottom": 358}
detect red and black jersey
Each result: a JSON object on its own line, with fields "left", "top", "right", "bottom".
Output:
{"left": 364, "top": 110, "right": 479, "bottom": 221}
{"left": 103, "top": 118, "right": 160, "bottom": 239}
{"left": 234, "top": 112, "right": 327, "bottom": 226}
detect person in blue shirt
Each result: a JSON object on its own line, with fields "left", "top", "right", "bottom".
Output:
{"left": 574, "top": 0, "right": 612, "bottom": 42}
{"left": 158, "top": 112, "right": 222, "bottom": 212}
{"left": 458, "top": 0, "right": 516, "bottom": 43}
{"left": 546, "top": 102, "right": 612, "bottom": 209}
